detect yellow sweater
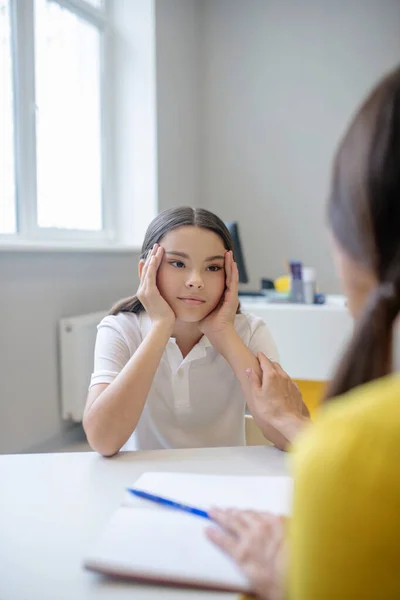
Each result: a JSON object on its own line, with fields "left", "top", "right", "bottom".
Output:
{"left": 288, "top": 374, "right": 400, "bottom": 599}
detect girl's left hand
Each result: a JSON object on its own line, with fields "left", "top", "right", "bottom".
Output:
{"left": 206, "top": 508, "right": 286, "bottom": 600}
{"left": 199, "top": 250, "right": 239, "bottom": 339}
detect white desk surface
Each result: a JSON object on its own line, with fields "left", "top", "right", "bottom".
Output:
{"left": 0, "top": 445, "right": 288, "bottom": 600}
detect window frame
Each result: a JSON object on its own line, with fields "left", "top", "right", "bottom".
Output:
{"left": 1, "top": 0, "right": 116, "bottom": 246}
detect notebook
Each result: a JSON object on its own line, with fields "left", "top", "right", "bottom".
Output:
{"left": 84, "top": 472, "right": 292, "bottom": 593}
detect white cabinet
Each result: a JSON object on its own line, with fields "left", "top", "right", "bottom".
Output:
{"left": 240, "top": 295, "right": 353, "bottom": 381}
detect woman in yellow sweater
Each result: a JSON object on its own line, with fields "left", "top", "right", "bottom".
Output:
{"left": 207, "top": 66, "right": 400, "bottom": 599}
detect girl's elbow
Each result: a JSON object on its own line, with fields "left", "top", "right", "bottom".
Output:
{"left": 83, "top": 415, "right": 121, "bottom": 457}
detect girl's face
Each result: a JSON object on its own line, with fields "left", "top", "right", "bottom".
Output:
{"left": 330, "top": 233, "right": 377, "bottom": 319}
{"left": 155, "top": 226, "right": 227, "bottom": 323}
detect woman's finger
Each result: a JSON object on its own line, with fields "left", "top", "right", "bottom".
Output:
{"left": 271, "top": 360, "right": 290, "bottom": 380}
{"left": 234, "top": 510, "right": 269, "bottom": 529}
{"left": 257, "top": 352, "right": 279, "bottom": 392}
{"left": 209, "top": 508, "right": 250, "bottom": 536}
{"left": 205, "top": 526, "right": 237, "bottom": 558}
{"left": 245, "top": 367, "right": 262, "bottom": 393}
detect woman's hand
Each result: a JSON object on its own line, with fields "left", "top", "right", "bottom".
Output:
{"left": 247, "top": 353, "right": 310, "bottom": 445}
{"left": 199, "top": 251, "right": 239, "bottom": 343}
{"left": 206, "top": 508, "right": 286, "bottom": 600}
{"left": 137, "top": 244, "right": 175, "bottom": 329}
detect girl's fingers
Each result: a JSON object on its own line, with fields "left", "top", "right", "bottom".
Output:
{"left": 155, "top": 245, "right": 164, "bottom": 266}
{"left": 225, "top": 251, "right": 232, "bottom": 287}
{"left": 145, "top": 255, "right": 158, "bottom": 286}
{"left": 144, "top": 246, "right": 164, "bottom": 289}
{"left": 151, "top": 246, "right": 164, "bottom": 275}
{"left": 141, "top": 244, "right": 159, "bottom": 281}
{"left": 231, "top": 260, "right": 239, "bottom": 292}
{"left": 227, "top": 257, "right": 239, "bottom": 311}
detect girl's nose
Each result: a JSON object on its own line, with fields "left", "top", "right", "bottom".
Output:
{"left": 185, "top": 272, "right": 204, "bottom": 289}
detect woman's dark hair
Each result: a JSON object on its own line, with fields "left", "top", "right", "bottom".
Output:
{"left": 110, "top": 206, "right": 239, "bottom": 316}
{"left": 326, "top": 65, "right": 400, "bottom": 400}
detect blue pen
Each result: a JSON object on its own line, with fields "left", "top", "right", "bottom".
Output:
{"left": 127, "top": 488, "right": 211, "bottom": 521}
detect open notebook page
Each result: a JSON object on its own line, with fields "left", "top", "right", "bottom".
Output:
{"left": 85, "top": 507, "right": 250, "bottom": 591}
{"left": 123, "top": 472, "right": 293, "bottom": 515}
{"left": 84, "top": 473, "right": 292, "bottom": 592}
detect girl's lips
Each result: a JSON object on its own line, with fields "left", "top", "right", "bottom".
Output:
{"left": 179, "top": 297, "right": 205, "bottom": 306}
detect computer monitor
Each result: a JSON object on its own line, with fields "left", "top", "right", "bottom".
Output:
{"left": 225, "top": 221, "right": 249, "bottom": 284}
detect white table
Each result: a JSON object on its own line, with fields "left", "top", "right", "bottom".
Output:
{"left": 0, "top": 446, "right": 288, "bottom": 600}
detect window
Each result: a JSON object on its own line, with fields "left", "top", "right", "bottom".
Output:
{"left": 0, "top": 0, "right": 16, "bottom": 234}
{"left": 0, "top": 0, "right": 113, "bottom": 244}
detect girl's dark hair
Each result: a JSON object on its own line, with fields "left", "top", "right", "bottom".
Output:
{"left": 326, "top": 65, "right": 400, "bottom": 400}
{"left": 110, "top": 207, "right": 239, "bottom": 316}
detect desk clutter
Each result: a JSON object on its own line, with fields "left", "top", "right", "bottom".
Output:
{"left": 84, "top": 472, "right": 292, "bottom": 594}
{"left": 239, "top": 260, "right": 325, "bottom": 305}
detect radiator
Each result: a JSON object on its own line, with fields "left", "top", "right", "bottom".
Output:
{"left": 59, "top": 311, "right": 107, "bottom": 421}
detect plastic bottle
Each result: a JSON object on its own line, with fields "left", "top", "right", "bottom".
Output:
{"left": 289, "top": 261, "right": 305, "bottom": 303}
{"left": 302, "top": 267, "right": 316, "bottom": 304}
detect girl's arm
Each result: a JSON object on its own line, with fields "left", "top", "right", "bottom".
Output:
{"left": 200, "top": 253, "right": 308, "bottom": 450}
{"left": 83, "top": 244, "right": 175, "bottom": 456}
{"left": 83, "top": 320, "right": 173, "bottom": 456}
{"left": 209, "top": 329, "right": 304, "bottom": 450}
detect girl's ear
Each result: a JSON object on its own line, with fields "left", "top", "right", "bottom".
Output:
{"left": 138, "top": 259, "right": 145, "bottom": 279}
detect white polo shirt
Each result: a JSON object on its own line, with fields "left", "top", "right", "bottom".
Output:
{"left": 89, "top": 311, "right": 278, "bottom": 451}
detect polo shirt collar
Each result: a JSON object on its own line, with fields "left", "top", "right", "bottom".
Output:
{"left": 138, "top": 311, "right": 212, "bottom": 361}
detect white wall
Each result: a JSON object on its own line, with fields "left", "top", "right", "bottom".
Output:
{"left": 200, "top": 0, "right": 400, "bottom": 293}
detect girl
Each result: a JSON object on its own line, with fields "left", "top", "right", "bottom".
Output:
{"left": 83, "top": 207, "right": 307, "bottom": 456}
{"left": 207, "top": 66, "right": 400, "bottom": 599}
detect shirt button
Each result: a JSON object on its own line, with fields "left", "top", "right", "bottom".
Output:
{"left": 177, "top": 369, "right": 184, "bottom": 378}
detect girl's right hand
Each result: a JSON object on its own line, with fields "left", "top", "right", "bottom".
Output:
{"left": 136, "top": 244, "right": 175, "bottom": 328}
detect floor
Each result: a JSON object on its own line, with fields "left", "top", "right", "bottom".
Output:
{"left": 57, "top": 440, "right": 91, "bottom": 452}
{"left": 54, "top": 424, "right": 91, "bottom": 452}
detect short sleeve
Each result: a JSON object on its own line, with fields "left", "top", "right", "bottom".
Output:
{"left": 89, "top": 315, "right": 142, "bottom": 388}
{"left": 288, "top": 398, "right": 400, "bottom": 600}
{"left": 247, "top": 316, "right": 280, "bottom": 362}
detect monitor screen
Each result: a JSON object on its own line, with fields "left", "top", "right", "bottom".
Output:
{"left": 225, "top": 221, "right": 249, "bottom": 284}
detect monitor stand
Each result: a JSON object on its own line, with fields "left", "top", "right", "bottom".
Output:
{"left": 238, "top": 290, "right": 265, "bottom": 298}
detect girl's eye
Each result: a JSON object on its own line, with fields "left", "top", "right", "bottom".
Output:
{"left": 207, "top": 265, "right": 223, "bottom": 272}
{"left": 170, "top": 260, "right": 185, "bottom": 268}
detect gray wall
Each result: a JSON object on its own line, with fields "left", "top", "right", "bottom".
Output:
{"left": 0, "top": 252, "right": 137, "bottom": 453}
{"left": 200, "top": 0, "right": 400, "bottom": 293}
{"left": 156, "top": 0, "right": 201, "bottom": 211}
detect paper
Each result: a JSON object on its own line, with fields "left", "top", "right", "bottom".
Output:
{"left": 85, "top": 472, "right": 292, "bottom": 592}
{"left": 85, "top": 507, "right": 250, "bottom": 591}
{"left": 123, "top": 472, "right": 293, "bottom": 515}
